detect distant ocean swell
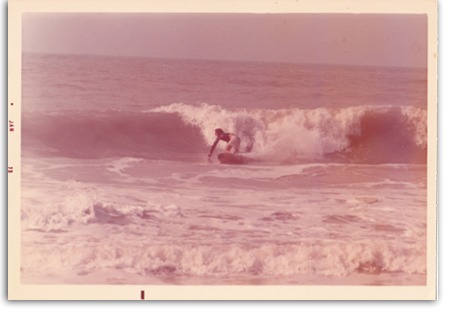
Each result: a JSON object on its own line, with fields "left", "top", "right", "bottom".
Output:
{"left": 22, "top": 103, "right": 427, "bottom": 164}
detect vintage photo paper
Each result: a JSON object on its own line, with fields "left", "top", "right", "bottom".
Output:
{"left": 8, "top": 0, "right": 437, "bottom": 300}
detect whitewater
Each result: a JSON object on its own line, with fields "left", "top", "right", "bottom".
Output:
{"left": 20, "top": 53, "right": 427, "bottom": 285}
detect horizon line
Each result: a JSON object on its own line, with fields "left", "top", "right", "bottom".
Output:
{"left": 22, "top": 51, "right": 428, "bottom": 70}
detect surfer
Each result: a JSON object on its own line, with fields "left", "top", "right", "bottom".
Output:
{"left": 208, "top": 128, "right": 241, "bottom": 158}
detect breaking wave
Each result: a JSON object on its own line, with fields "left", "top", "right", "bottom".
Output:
{"left": 22, "top": 103, "right": 427, "bottom": 164}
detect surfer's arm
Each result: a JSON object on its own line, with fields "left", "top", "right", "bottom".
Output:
{"left": 208, "top": 138, "right": 220, "bottom": 157}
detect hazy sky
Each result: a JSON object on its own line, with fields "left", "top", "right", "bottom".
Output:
{"left": 22, "top": 13, "right": 427, "bottom": 67}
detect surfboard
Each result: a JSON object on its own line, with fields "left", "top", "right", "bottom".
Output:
{"left": 218, "top": 153, "right": 253, "bottom": 165}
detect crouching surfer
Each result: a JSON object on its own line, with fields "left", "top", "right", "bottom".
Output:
{"left": 208, "top": 128, "right": 241, "bottom": 158}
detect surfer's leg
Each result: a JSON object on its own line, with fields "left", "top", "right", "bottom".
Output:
{"left": 230, "top": 136, "right": 241, "bottom": 153}
{"left": 234, "top": 137, "right": 240, "bottom": 153}
{"left": 227, "top": 136, "right": 240, "bottom": 153}
{"left": 224, "top": 144, "right": 233, "bottom": 153}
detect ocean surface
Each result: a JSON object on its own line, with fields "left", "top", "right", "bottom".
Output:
{"left": 20, "top": 53, "right": 427, "bottom": 285}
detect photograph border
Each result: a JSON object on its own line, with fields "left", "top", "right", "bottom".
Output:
{"left": 8, "top": 0, "right": 438, "bottom": 300}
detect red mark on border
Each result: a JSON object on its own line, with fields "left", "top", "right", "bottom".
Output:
{"left": 141, "top": 290, "right": 145, "bottom": 300}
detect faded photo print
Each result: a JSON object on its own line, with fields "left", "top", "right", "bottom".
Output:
{"left": 20, "top": 12, "right": 428, "bottom": 286}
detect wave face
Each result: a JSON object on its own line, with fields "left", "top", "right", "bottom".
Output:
{"left": 22, "top": 110, "right": 206, "bottom": 161}
{"left": 23, "top": 103, "right": 427, "bottom": 164}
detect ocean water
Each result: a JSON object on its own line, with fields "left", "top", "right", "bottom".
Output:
{"left": 20, "top": 53, "right": 427, "bottom": 285}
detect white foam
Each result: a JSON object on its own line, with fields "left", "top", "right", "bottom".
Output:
{"left": 401, "top": 106, "right": 427, "bottom": 148}
{"left": 21, "top": 186, "right": 98, "bottom": 232}
{"left": 106, "top": 157, "right": 144, "bottom": 176}
{"left": 21, "top": 239, "right": 427, "bottom": 279}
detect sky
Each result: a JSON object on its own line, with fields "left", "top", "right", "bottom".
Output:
{"left": 22, "top": 13, "right": 427, "bottom": 68}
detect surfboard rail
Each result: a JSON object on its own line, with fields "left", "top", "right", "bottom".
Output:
{"left": 217, "top": 153, "right": 253, "bottom": 165}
